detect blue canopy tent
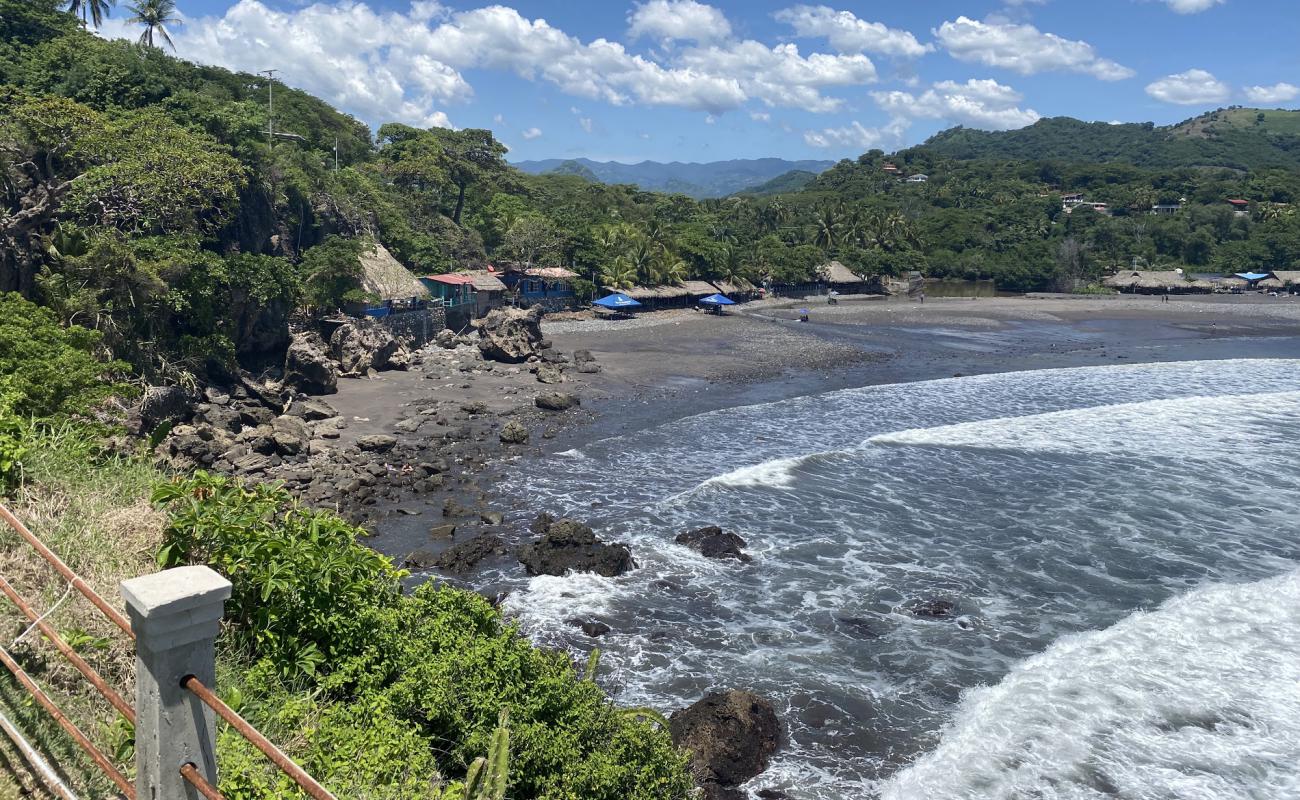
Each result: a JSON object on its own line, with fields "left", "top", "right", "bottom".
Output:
{"left": 1235, "top": 272, "right": 1272, "bottom": 282}
{"left": 699, "top": 293, "right": 736, "bottom": 306}
{"left": 592, "top": 292, "right": 642, "bottom": 310}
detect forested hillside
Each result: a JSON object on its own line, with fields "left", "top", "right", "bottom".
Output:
{"left": 512, "top": 157, "right": 835, "bottom": 198}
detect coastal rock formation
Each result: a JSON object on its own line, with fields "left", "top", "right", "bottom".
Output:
{"left": 477, "top": 306, "right": 544, "bottom": 363}
{"left": 283, "top": 332, "right": 338, "bottom": 395}
{"left": 330, "top": 319, "right": 408, "bottom": 376}
{"left": 136, "top": 385, "right": 192, "bottom": 432}
{"left": 906, "top": 598, "right": 957, "bottom": 618}
{"left": 356, "top": 434, "right": 397, "bottom": 453}
{"left": 434, "top": 533, "right": 506, "bottom": 574}
{"left": 434, "top": 328, "right": 458, "bottom": 349}
{"left": 670, "top": 690, "right": 780, "bottom": 799}
{"left": 518, "top": 517, "right": 634, "bottom": 577}
{"left": 534, "top": 364, "right": 564, "bottom": 384}
{"left": 535, "top": 392, "right": 580, "bottom": 411}
{"left": 499, "top": 419, "right": 529, "bottom": 444}
{"left": 676, "top": 526, "right": 752, "bottom": 563}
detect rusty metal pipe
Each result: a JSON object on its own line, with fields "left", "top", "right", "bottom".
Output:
{"left": 181, "top": 676, "right": 335, "bottom": 800}
{"left": 179, "top": 762, "right": 225, "bottom": 800}
{"left": 0, "top": 645, "right": 134, "bottom": 799}
{"left": 0, "top": 505, "right": 134, "bottom": 640}
{"left": 0, "top": 575, "right": 136, "bottom": 724}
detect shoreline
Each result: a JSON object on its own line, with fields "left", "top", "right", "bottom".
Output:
{"left": 355, "top": 293, "right": 1300, "bottom": 578}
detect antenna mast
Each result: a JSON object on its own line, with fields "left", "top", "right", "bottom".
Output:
{"left": 259, "top": 69, "right": 278, "bottom": 147}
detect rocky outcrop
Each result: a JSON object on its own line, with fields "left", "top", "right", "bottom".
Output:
{"left": 136, "top": 385, "right": 192, "bottom": 432}
{"left": 434, "top": 328, "right": 458, "bottom": 349}
{"left": 534, "top": 364, "right": 564, "bottom": 384}
{"left": 434, "top": 533, "right": 506, "bottom": 574}
{"left": 670, "top": 690, "right": 780, "bottom": 799}
{"left": 499, "top": 419, "right": 529, "bottom": 444}
{"left": 330, "top": 319, "right": 408, "bottom": 376}
{"left": 356, "top": 434, "right": 397, "bottom": 453}
{"left": 675, "top": 526, "right": 752, "bottom": 563}
{"left": 283, "top": 332, "right": 338, "bottom": 395}
{"left": 518, "top": 517, "right": 634, "bottom": 577}
{"left": 535, "top": 392, "right": 580, "bottom": 411}
{"left": 477, "top": 306, "right": 544, "bottom": 363}
{"left": 905, "top": 598, "right": 957, "bottom": 618}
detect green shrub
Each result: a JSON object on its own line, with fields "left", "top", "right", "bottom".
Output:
{"left": 0, "top": 292, "right": 132, "bottom": 419}
{"left": 0, "top": 414, "right": 31, "bottom": 493}
{"left": 153, "top": 475, "right": 694, "bottom": 800}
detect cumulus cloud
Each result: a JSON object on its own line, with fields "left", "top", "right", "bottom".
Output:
{"left": 803, "top": 119, "right": 908, "bottom": 149}
{"left": 107, "top": 0, "right": 884, "bottom": 126}
{"left": 934, "top": 16, "right": 1133, "bottom": 81}
{"left": 750, "top": 110, "right": 771, "bottom": 121}
{"left": 521, "top": 127, "right": 542, "bottom": 139}
{"left": 873, "top": 78, "right": 1042, "bottom": 130}
{"left": 1145, "top": 69, "right": 1230, "bottom": 104}
{"left": 1244, "top": 82, "right": 1299, "bottom": 104}
{"left": 774, "top": 5, "right": 930, "bottom": 58}
{"left": 1161, "top": 0, "right": 1225, "bottom": 13}
{"left": 627, "top": 0, "right": 731, "bottom": 42}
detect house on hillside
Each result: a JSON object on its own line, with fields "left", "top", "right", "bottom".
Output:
{"left": 1226, "top": 199, "right": 1251, "bottom": 216}
{"left": 1150, "top": 201, "right": 1184, "bottom": 215}
{"left": 1061, "top": 193, "right": 1085, "bottom": 208}
{"left": 905, "top": 174, "right": 929, "bottom": 183}
{"left": 459, "top": 268, "right": 509, "bottom": 317}
{"left": 1102, "top": 270, "right": 1212, "bottom": 294}
{"left": 882, "top": 162, "right": 901, "bottom": 175}
{"left": 500, "top": 265, "right": 579, "bottom": 311}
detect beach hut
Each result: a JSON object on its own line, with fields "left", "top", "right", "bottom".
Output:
{"left": 1102, "top": 270, "right": 1212, "bottom": 294}
{"left": 459, "top": 268, "right": 509, "bottom": 317}
{"left": 500, "top": 265, "right": 579, "bottom": 310}
{"left": 354, "top": 244, "right": 430, "bottom": 316}
{"left": 817, "top": 261, "right": 869, "bottom": 294}
{"left": 710, "top": 278, "right": 757, "bottom": 300}
{"left": 621, "top": 284, "right": 692, "bottom": 308}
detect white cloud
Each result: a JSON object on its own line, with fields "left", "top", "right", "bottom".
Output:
{"left": 873, "top": 78, "right": 1041, "bottom": 130}
{"left": 1145, "top": 69, "right": 1230, "bottom": 104}
{"left": 579, "top": 116, "right": 594, "bottom": 133}
{"left": 1161, "top": 0, "right": 1225, "bottom": 13}
{"left": 800, "top": 119, "right": 904, "bottom": 150}
{"left": 750, "top": 110, "right": 771, "bottom": 121}
{"left": 521, "top": 127, "right": 542, "bottom": 139}
{"left": 677, "top": 41, "right": 877, "bottom": 113}
{"left": 627, "top": 0, "right": 731, "bottom": 43}
{"left": 774, "top": 5, "right": 930, "bottom": 59}
{"left": 1244, "top": 82, "right": 1299, "bottom": 104}
{"left": 934, "top": 16, "right": 1133, "bottom": 81}
{"left": 493, "top": 113, "right": 505, "bottom": 123}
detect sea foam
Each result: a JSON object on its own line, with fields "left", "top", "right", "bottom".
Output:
{"left": 881, "top": 569, "right": 1300, "bottom": 800}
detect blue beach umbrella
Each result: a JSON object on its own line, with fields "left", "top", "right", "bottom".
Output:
{"left": 1235, "top": 272, "right": 1271, "bottom": 282}
{"left": 698, "top": 293, "right": 736, "bottom": 306}
{"left": 593, "top": 292, "right": 642, "bottom": 309}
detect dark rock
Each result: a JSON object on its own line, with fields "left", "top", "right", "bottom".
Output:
{"left": 137, "top": 385, "right": 192, "bottom": 431}
{"left": 434, "top": 533, "right": 506, "bottom": 574}
{"left": 434, "top": 328, "right": 458, "bottom": 349}
{"left": 233, "top": 453, "right": 275, "bottom": 474}
{"left": 330, "top": 319, "right": 408, "bottom": 375}
{"left": 237, "top": 404, "right": 275, "bottom": 427}
{"left": 203, "top": 387, "right": 231, "bottom": 405}
{"left": 356, "top": 434, "right": 398, "bottom": 453}
{"left": 568, "top": 618, "right": 611, "bottom": 637}
{"left": 906, "top": 599, "right": 957, "bottom": 618}
{"left": 193, "top": 404, "right": 242, "bottom": 434}
{"left": 480, "top": 511, "right": 504, "bottom": 525}
{"left": 499, "top": 420, "right": 529, "bottom": 444}
{"left": 518, "top": 518, "right": 634, "bottom": 578}
{"left": 477, "top": 306, "right": 545, "bottom": 363}
{"left": 286, "top": 398, "right": 337, "bottom": 421}
{"left": 443, "top": 499, "right": 474, "bottom": 518}
{"left": 530, "top": 512, "right": 555, "bottom": 535}
{"left": 670, "top": 690, "right": 780, "bottom": 792}
{"left": 575, "top": 363, "right": 602, "bottom": 374}
{"left": 403, "top": 550, "right": 438, "bottom": 570}
{"left": 573, "top": 349, "right": 596, "bottom": 364}
{"left": 535, "top": 364, "right": 564, "bottom": 384}
{"left": 460, "top": 401, "right": 488, "bottom": 414}
{"left": 429, "top": 523, "right": 457, "bottom": 539}
{"left": 283, "top": 332, "right": 338, "bottom": 395}
{"left": 757, "top": 790, "right": 793, "bottom": 799}
{"left": 535, "top": 392, "right": 580, "bottom": 411}
{"left": 676, "top": 526, "right": 752, "bottom": 563}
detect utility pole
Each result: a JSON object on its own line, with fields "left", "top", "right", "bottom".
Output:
{"left": 259, "top": 69, "right": 278, "bottom": 148}
{"left": 334, "top": 135, "right": 339, "bottom": 172}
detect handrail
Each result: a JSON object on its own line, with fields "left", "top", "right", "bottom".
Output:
{"left": 0, "top": 645, "right": 134, "bottom": 799}
{"left": 181, "top": 675, "right": 336, "bottom": 800}
{"left": 0, "top": 705, "right": 80, "bottom": 800}
{"left": 0, "top": 501, "right": 336, "bottom": 800}
{"left": 0, "top": 575, "right": 135, "bottom": 724}
{"left": 180, "top": 762, "right": 226, "bottom": 800}
{"left": 0, "top": 505, "right": 134, "bottom": 639}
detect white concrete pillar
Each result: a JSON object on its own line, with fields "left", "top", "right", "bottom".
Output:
{"left": 121, "top": 566, "right": 231, "bottom": 800}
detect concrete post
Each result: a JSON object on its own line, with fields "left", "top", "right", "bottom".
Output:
{"left": 121, "top": 566, "right": 231, "bottom": 800}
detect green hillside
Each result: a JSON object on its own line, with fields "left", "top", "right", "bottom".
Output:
{"left": 914, "top": 109, "right": 1300, "bottom": 171}
{"left": 734, "top": 169, "right": 821, "bottom": 196}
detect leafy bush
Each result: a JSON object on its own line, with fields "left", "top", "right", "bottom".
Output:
{"left": 0, "top": 292, "right": 131, "bottom": 418}
{"left": 0, "top": 415, "right": 31, "bottom": 493}
{"left": 153, "top": 475, "right": 694, "bottom": 799}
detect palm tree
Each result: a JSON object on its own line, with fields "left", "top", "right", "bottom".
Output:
{"left": 812, "top": 207, "right": 839, "bottom": 252}
{"left": 126, "top": 0, "right": 180, "bottom": 50}
{"left": 67, "top": 0, "right": 115, "bottom": 29}
{"left": 599, "top": 260, "right": 637, "bottom": 291}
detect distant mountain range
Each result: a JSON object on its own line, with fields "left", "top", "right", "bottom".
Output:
{"left": 511, "top": 157, "right": 836, "bottom": 198}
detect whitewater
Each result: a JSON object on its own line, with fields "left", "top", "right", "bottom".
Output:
{"left": 494, "top": 359, "right": 1300, "bottom": 799}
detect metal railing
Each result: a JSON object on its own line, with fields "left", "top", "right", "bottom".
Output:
{"left": 0, "top": 502, "right": 338, "bottom": 800}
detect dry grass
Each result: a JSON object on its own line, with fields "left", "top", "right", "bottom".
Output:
{"left": 0, "top": 424, "right": 165, "bottom": 796}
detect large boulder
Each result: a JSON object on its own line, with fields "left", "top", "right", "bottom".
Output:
{"left": 434, "top": 533, "right": 507, "bottom": 574}
{"left": 676, "top": 526, "right": 752, "bottom": 563}
{"left": 283, "top": 332, "right": 338, "bottom": 395}
{"left": 478, "top": 306, "right": 544, "bottom": 363}
{"left": 499, "top": 419, "right": 529, "bottom": 444}
{"left": 329, "top": 319, "right": 407, "bottom": 376}
{"left": 518, "top": 517, "right": 634, "bottom": 577}
{"left": 136, "top": 385, "right": 192, "bottom": 432}
{"left": 670, "top": 690, "right": 780, "bottom": 798}
{"left": 535, "top": 392, "right": 580, "bottom": 411}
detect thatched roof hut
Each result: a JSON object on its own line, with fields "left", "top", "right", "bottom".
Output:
{"left": 711, "top": 278, "right": 756, "bottom": 295}
{"left": 1270, "top": 270, "right": 1300, "bottom": 287}
{"left": 817, "top": 261, "right": 865, "bottom": 286}
{"left": 359, "top": 244, "right": 429, "bottom": 300}
{"left": 1102, "top": 270, "right": 1212, "bottom": 293}
{"left": 621, "top": 284, "right": 690, "bottom": 301}
{"left": 682, "top": 280, "right": 719, "bottom": 297}
{"left": 458, "top": 270, "right": 508, "bottom": 293}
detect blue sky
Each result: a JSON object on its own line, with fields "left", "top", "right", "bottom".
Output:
{"left": 97, "top": 0, "right": 1299, "bottom": 162}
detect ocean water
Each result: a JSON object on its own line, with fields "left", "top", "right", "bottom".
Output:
{"left": 495, "top": 359, "right": 1300, "bottom": 799}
